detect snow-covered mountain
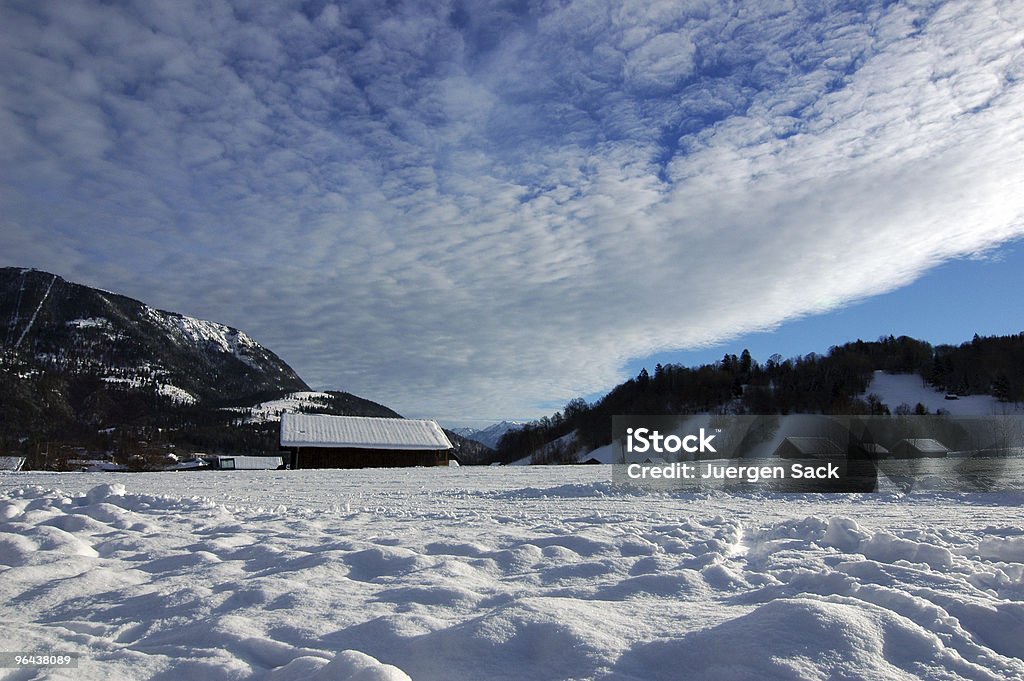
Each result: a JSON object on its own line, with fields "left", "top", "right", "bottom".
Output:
{"left": 452, "top": 420, "right": 525, "bottom": 448}
{"left": 1, "top": 267, "right": 307, "bottom": 406}
{"left": 224, "top": 390, "right": 400, "bottom": 423}
{"left": 0, "top": 268, "right": 398, "bottom": 453}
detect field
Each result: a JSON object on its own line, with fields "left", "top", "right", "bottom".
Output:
{"left": 2, "top": 467, "right": 1024, "bottom": 680}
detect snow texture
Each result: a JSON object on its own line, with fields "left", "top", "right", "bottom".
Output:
{"left": 862, "top": 372, "right": 1022, "bottom": 416}
{"left": 280, "top": 413, "right": 452, "bottom": 451}
{"left": 102, "top": 377, "right": 197, "bottom": 405}
{"left": 1, "top": 469, "right": 1023, "bottom": 680}
{"left": 0, "top": 456, "right": 26, "bottom": 471}
{"left": 143, "top": 305, "right": 261, "bottom": 369}
{"left": 226, "top": 392, "right": 336, "bottom": 424}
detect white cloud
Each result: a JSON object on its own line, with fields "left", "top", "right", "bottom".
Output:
{"left": 1, "top": 0, "right": 1023, "bottom": 421}
{"left": 624, "top": 31, "right": 697, "bottom": 91}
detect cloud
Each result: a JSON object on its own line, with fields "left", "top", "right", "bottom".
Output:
{"left": 1, "top": 0, "right": 1023, "bottom": 422}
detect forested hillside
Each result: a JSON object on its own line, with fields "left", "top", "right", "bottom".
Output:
{"left": 494, "top": 333, "right": 1024, "bottom": 464}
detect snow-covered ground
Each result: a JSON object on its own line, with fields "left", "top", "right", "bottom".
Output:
{"left": 862, "top": 372, "right": 1022, "bottom": 416}
{"left": 224, "top": 392, "right": 336, "bottom": 424}
{"left": 2, "top": 468, "right": 1023, "bottom": 680}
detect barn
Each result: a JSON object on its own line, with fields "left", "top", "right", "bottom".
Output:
{"left": 890, "top": 438, "right": 949, "bottom": 458}
{"left": 773, "top": 437, "right": 844, "bottom": 459}
{"left": 280, "top": 413, "right": 453, "bottom": 469}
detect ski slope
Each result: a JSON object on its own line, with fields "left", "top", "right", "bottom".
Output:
{"left": 862, "top": 371, "right": 1022, "bottom": 416}
{"left": 2, "top": 468, "right": 1023, "bottom": 680}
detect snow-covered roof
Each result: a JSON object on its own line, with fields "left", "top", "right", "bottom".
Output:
{"left": 280, "top": 413, "right": 453, "bottom": 451}
{"left": 897, "top": 438, "right": 948, "bottom": 453}
{"left": 776, "top": 437, "right": 844, "bottom": 457}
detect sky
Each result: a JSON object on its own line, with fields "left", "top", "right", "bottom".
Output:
{"left": 2, "top": 0, "right": 1024, "bottom": 426}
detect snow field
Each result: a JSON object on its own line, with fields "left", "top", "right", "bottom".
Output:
{"left": 1, "top": 468, "right": 1023, "bottom": 680}
{"left": 861, "top": 371, "right": 1022, "bottom": 416}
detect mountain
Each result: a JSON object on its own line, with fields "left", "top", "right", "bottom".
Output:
{"left": 451, "top": 421, "right": 525, "bottom": 449}
{"left": 1, "top": 267, "right": 307, "bottom": 405}
{"left": 0, "top": 267, "right": 394, "bottom": 460}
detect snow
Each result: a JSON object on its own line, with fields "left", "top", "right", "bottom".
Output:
{"left": 509, "top": 431, "right": 578, "bottom": 465}
{"left": 862, "top": 372, "right": 1022, "bottom": 416}
{"left": 2, "top": 467, "right": 1023, "bottom": 680}
{"left": 0, "top": 456, "right": 26, "bottom": 471}
{"left": 144, "top": 306, "right": 261, "bottom": 367}
{"left": 102, "top": 377, "right": 197, "bottom": 405}
{"left": 66, "top": 317, "right": 112, "bottom": 329}
{"left": 452, "top": 421, "right": 525, "bottom": 449}
{"left": 281, "top": 413, "right": 452, "bottom": 450}
{"left": 585, "top": 442, "right": 620, "bottom": 464}
{"left": 226, "top": 391, "right": 335, "bottom": 424}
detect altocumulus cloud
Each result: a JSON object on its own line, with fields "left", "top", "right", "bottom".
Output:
{"left": 1, "top": 0, "right": 1023, "bottom": 421}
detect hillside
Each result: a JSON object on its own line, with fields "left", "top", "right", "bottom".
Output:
{"left": 494, "top": 333, "right": 1024, "bottom": 464}
{"left": 0, "top": 268, "right": 397, "bottom": 463}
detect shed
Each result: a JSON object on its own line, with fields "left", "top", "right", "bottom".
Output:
{"left": 890, "top": 438, "right": 948, "bottom": 458}
{"left": 859, "top": 443, "right": 890, "bottom": 457}
{"left": 280, "top": 413, "right": 453, "bottom": 469}
{"left": 773, "top": 437, "right": 844, "bottom": 459}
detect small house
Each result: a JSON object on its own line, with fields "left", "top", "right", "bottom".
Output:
{"left": 205, "top": 455, "right": 283, "bottom": 470}
{"left": 890, "top": 438, "right": 949, "bottom": 458}
{"left": 280, "top": 413, "right": 453, "bottom": 469}
{"left": 858, "top": 443, "right": 890, "bottom": 458}
{"left": 773, "top": 437, "right": 844, "bottom": 459}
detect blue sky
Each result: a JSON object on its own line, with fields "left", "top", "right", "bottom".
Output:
{"left": 2, "top": 1, "right": 1023, "bottom": 426}
{"left": 622, "top": 239, "right": 1024, "bottom": 382}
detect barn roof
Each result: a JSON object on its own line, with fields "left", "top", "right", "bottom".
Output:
{"left": 776, "top": 437, "right": 844, "bottom": 458}
{"left": 896, "top": 438, "right": 948, "bottom": 453}
{"left": 280, "top": 413, "right": 453, "bottom": 451}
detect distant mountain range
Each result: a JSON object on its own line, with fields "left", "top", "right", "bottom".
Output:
{"left": 451, "top": 421, "right": 525, "bottom": 449}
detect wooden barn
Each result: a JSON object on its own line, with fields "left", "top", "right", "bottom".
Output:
{"left": 280, "top": 413, "right": 453, "bottom": 469}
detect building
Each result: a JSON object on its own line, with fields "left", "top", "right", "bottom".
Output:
{"left": 204, "top": 455, "right": 282, "bottom": 470}
{"left": 890, "top": 438, "right": 949, "bottom": 458}
{"left": 280, "top": 413, "right": 453, "bottom": 469}
{"left": 773, "top": 437, "right": 844, "bottom": 459}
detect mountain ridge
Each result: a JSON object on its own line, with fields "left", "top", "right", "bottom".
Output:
{"left": 0, "top": 267, "right": 397, "bottom": 461}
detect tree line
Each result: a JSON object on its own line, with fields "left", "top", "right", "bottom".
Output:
{"left": 493, "top": 332, "right": 1024, "bottom": 464}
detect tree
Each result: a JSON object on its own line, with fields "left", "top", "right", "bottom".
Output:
{"left": 563, "top": 397, "right": 588, "bottom": 422}
{"left": 740, "top": 349, "right": 753, "bottom": 375}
